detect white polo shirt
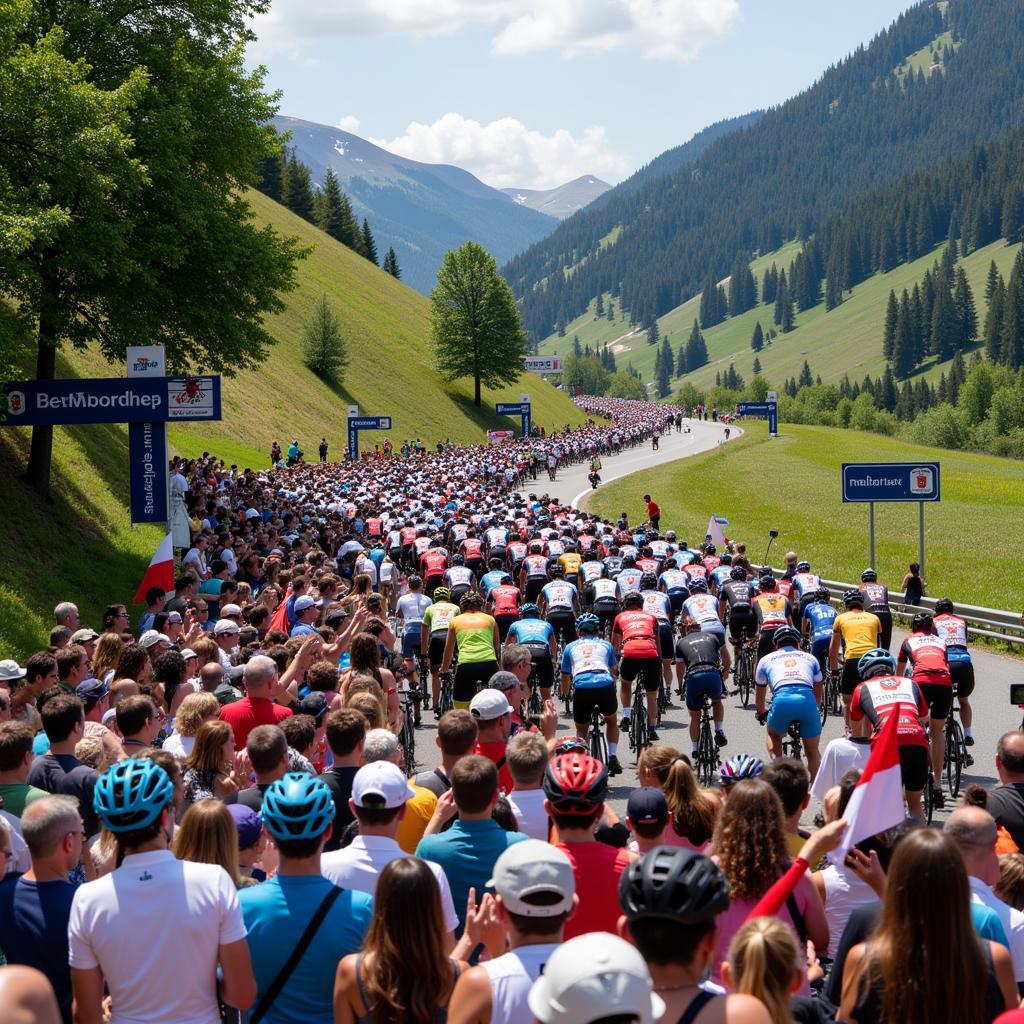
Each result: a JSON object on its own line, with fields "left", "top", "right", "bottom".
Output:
{"left": 69, "top": 849, "right": 247, "bottom": 1024}
{"left": 969, "top": 876, "right": 1024, "bottom": 982}
{"left": 321, "top": 834, "right": 459, "bottom": 933}
{"left": 506, "top": 788, "right": 549, "bottom": 842}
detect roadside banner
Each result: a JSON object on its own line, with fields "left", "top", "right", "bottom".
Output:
{"left": 487, "top": 430, "right": 515, "bottom": 444}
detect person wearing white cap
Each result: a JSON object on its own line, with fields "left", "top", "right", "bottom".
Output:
{"left": 137, "top": 629, "right": 169, "bottom": 662}
{"left": 468, "top": 689, "right": 515, "bottom": 796}
{"left": 212, "top": 618, "right": 241, "bottom": 671}
{"left": 321, "top": 761, "right": 460, "bottom": 945}
{"left": 448, "top": 840, "right": 578, "bottom": 1024}
{"left": 528, "top": 933, "right": 664, "bottom": 1024}
{"left": 0, "top": 660, "right": 27, "bottom": 687}
{"left": 290, "top": 595, "right": 320, "bottom": 638}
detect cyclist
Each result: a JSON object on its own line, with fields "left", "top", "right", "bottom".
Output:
{"left": 459, "top": 531, "right": 486, "bottom": 576}
{"left": 850, "top": 648, "right": 930, "bottom": 820}
{"left": 709, "top": 552, "right": 734, "bottom": 594}
{"left": 507, "top": 604, "right": 557, "bottom": 704}
{"left": 791, "top": 561, "right": 822, "bottom": 622}
{"left": 828, "top": 589, "right": 882, "bottom": 724}
{"left": 396, "top": 576, "right": 432, "bottom": 695}
{"left": 752, "top": 574, "right": 792, "bottom": 664}
{"left": 589, "top": 574, "right": 621, "bottom": 638}
{"left": 419, "top": 543, "right": 448, "bottom": 598}
{"left": 754, "top": 625, "right": 823, "bottom": 777}
{"left": 933, "top": 597, "right": 976, "bottom": 755}
{"left": 443, "top": 553, "right": 476, "bottom": 607}
{"left": 613, "top": 592, "right": 662, "bottom": 742}
{"left": 560, "top": 614, "right": 622, "bottom": 775}
{"left": 801, "top": 587, "right": 837, "bottom": 675}
{"left": 896, "top": 613, "right": 953, "bottom": 806}
{"left": 578, "top": 553, "right": 606, "bottom": 608}
{"left": 439, "top": 591, "right": 500, "bottom": 709}
{"left": 659, "top": 560, "right": 691, "bottom": 618}
{"left": 557, "top": 543, "right": 583, "bottom": 590}
{"left": 480, "top": 557, "right": 509, "bottom": 597}
{"left": 615, "top": 556, "right": 644, "bottom": 599}
{"left": 719, "top": 565, "right": 757, "bottom": 665}
{"left": 422, "top": 586, "right": 460, "bottom": 715}
{"left": 538, "top": 564, "right": 580, "bottom": 646}
{"left": 674, "top": 620, "right": 730, "bottom": 757}
{"left": 602, "top": 545, "right": 624, "bottom": 579}
{"left": 639, "top": 571, "right": 674, "bottom": 688}
{"left": 680, "top": 577, "right": 726, "bottom": 643}
{"left": 858, "top": 568, "right": 893, "bottom": 650}
{"left": 484, "top": 522, "right": 509, "bottom": 566}
{"left": 701, "top": 544, "right": 721, "bottom": 575}
{"left": 519, "top": 545, "right": 550, "bottom": 603}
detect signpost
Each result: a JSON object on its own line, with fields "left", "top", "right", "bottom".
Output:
{"left": 127, "top": 346, "right": 168, "bottom": 525}
{"left": 737, "top": 400, "right": 777, "bottom": 437}
{"left": 496, "top": 394, "right": 531, "bottom": 438}
{"left": 841, "top": 462, "right": 941, "bottom": 573}
{"left": 523, "top": 356, "right": 562, "bottom": 373}
{"left": 347, "top": 405, "right": 392, "bottom": 460}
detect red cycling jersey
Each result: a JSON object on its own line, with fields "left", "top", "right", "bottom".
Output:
{"left": 684, "top": 564, "right": 708, "bottom": 580}
{"left": 636, "top": 558, "right": 659, "bottom": 575}
{"left": 490, "top": 585, "right": 521, "bottom": 617}
{"left": 703, "top": 556, "right": 721, "bottom": 573}
{"left": 400, "top": 527, "right": 417, "bottom": 545}
{"left": 366, "top": 518, "right": 382, "bottom": 536}
{"left": 850, "top": 675, "right": 929, "bottom": 748}
{"left": 461, "top": 538, "right": 483, "bottom": 559}
{"left": 934, "top": 613, "right": 968, "bottom": 648}
{"left": 420, "top": 550, "right": 448, "bottom": 579}
{"left": 899, "top": 633, "right": 951, "bottom": 686}
{"left": 613, "top": 610, "right": 660, "bottom": 658}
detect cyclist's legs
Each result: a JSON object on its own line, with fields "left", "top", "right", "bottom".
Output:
{"left": 920, "top": 683, "right": 951, "bottom": 785}
{"left": 899, "top": 745, "right": 928, "bottom": 820}
{"left": 951, "top": 661, "right": 975, "bottom": 734}
{"left": 428, "top": 634, "right": 446, "bottom": 705}
{"left": 803, "top": 735, "right": 821, "bottom": 778}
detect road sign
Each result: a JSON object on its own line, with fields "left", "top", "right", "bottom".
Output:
{"left": 496, "top": 400, "right": 532, "bottom": 438}
{"left": 767, "top": 390, "right": 778, "bottom": 402}
{"left": 524, "top": 356, "right": 561, "bottom": 373}
{"left": 841, "top": 462, "right": 940, "bottom": 502}
{"left": 347, "top": 412, "right": 392, "bottom": 460}
{"left": 127, "top": 346, "right": 168, "bottom": 525}
{"left": 2, "top": 375, "right": 221, "bottom": 425}
{"left": 737, "top": 400, "right": 777, "bottom": 437}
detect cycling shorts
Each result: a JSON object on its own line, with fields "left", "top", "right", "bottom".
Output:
{"left": 949, "top": 659, "right": 975, "bottom": 699}
{"left": 494, "top": 613, "right": 519, "bottom": 642}
{"left": 666, "top": 591, "right": 688, "bottom": 614}
{"left": 401, "top": 629, "right": 424, "bottom": 658}
{"left": 840, "top": 659, "right": 862, "bottom": 696}
{"left": 657, "top": 621, "right": 674, "bottom": 659}
{"left": 449, "top": 584, "right": 471, "bottom": 605}
{"left": 523, "top": 646, "right": 554, "bottom": 690}
{"left": 453, "top": 660, "right": 500, "bottom": 704}
{"left": 766, "top": 688, "right": 822, "bottom": 740}
{"left": 919, "top": 682, "right": 952, "bottom": 721}
{"left": 697, "top": 620, "right": 726, "bottom": 643}
{"left": 547, "top": 609, "right": 578, "bottom": 643}
{"left": 684, "top": 669, "right": 724, "bottom": 712}
{"left": 572, "top": 684, "right": 618, "bottom": 727}
{"left": 593, "top": 599, "right": 619, "bottom": 627}
{"left": 899, "top": 744, "right": 929, "bottom": 792}
{"left": 428, "top": 633, "right": 447, "bottom": 669}
{"left": 728, "top": 610, "right": 757, "bottom": 642}
{"left": 619, "top": 656, "right": 661, "bottom": 692}
{"left": 756, "top": 630, "right": 778, "bottom": 664}
{"left": 523, "top": 577, "right": 546, "bottom": 602}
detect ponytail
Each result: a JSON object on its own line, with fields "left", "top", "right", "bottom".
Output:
{"left": 727, "top": 917, "right": 799, "bottom": 1024}
{"left": 664, "top": 757, "right": 718, "bottom": 845}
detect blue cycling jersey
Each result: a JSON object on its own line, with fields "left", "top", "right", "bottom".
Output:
{"left": 560, "top": 638, "right": 617, "bottom": 689}
{"left": 480, "top": 570, "right": 507, "bottom": 595}
{"left": 802, "top": 603, "right": 837, "bottom": 642}
{"left": 509, "top": 618, "right": 555, "bottom": 647}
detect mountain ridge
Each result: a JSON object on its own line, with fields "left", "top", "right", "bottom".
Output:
{"left": 502, "top": 176, "right": 612, "bottom": 219}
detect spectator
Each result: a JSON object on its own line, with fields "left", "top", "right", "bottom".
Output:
{"left": 469, "top": 689, "right": 515, "bottom": 796}
{"left": 114, "top": 695, "right": 163, "bottom": 754}
{"left": 762, "top": 757, "right": 811, "bottom": 858}
{"left": 505, "top": 732, "right": 550, "bottom": 841}
{"left": 162, "top": 691, "right": 220, "bottom": 759}
{"left": 0, "top": 965, "right": 63, "bottom": 1024}
{"left": 218, "top": 654, "right": 292, "bottom": 748}
{"left": 318, "top": 708, "right": 366, "bottom": 851}
{"left": 989, "top": 732, "right": 1024, "bottom": 851}
{"left": 181, "top": 720, "right": 240, "bottom": 811}
{"left": 174, "top": 799, "right": 248, "bottom": 889}
{"left": 725, "top": 917, "right": 803, "bottom": 1024}
{"left": 0, "top": 722, "right": 47, "bottom": 818}
{"left": 413, "top": 709, "right": 478, "bottom": 798}
{"left": 624, "top": 788, "right": 670, "bottom": 856}
{"left": 659, "top": 754, "right": 721, "bottom": 851}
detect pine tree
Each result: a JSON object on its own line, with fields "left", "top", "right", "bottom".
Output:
{"left": 1000, "top": 250, "right": 1024, "bottom": 369}
{"left": 752, "top": 355, "right": 762, "bottom": 374}
{"left": 798, "top": 360, "right": 813, "bottom": 388}
{"left": 985, "top": 276, "right": 1007, "bottom": 361}
{"left": 595, "top": 293, "right": 604, "bottom": 318}
{"left": 283, "top": 152, "right": 315, "bottom": 222}
{"left": 607, "top": 301, "right": 615, "bottom": 322}
{"left": 952, "top": 265, "right": 977, "bottom": 347}
{"left": 257, "top": 150, "right": 285, "bottom": 201}
{"left": 931, "top": 282, "right": 959, "bottom": 360}
{"left": 892, "top": 290, "right": 915, "bottom": 378}
{"left": 762, "top": 265, "right": 778, "bottom": 306}
{"left": 825, "top": 271, "right": 841, "bottom": 311}
{"left": 573, "top": 335, "right": 582, "bottom": 357}
{"left": 879, "top": 365, "right": 898, "bottom": 412}
{"left": 780, "top": 286, "right": 795, "bottom": 332}
{"left": 910, "top": 284, "right": 926, "bottom": 366}
{"left": 1001, "top": 185, "right": 1024, "bottom": 244}
{"left": 985, "top": 260, "right": 1000, "bottom": 304}
{"left": 315, "top": 169, "right": 346, "bottom": 242}
{"left": 684, "top": 319, "right": 708, "bottom": 371}
{"left": 882, "top": 290, "right": 898, "bottom": 361}
{"left": 657, "top": 337, "right": 673, "bottom": 397}
{"left": 948, "top": 351, "right": 967, "bottom": 403}
{"left": 774, "top": 270, "right": 789, "bottom": 327}
{"left": 751, "top": 321, "right": 764, "bottom": 352}
{"left": 647, "top": 320, "right": 660, "bottom": 346}
{"left": 361, "top": 219, "right": 378, "bottom": 265}
{"left": 675, "top": 340, "right": 686, "bottom": 378}
{"left": 717, "top": 284, "right": 729, "bottom": 320}
{"left": 382, "top": 247, "right": 401, "bottom": 279}
{"left": 699, "top": 278, "right": 717, "bottom": 329}
{"left": 300, "top": 294, "right": 349, "bottom": 381}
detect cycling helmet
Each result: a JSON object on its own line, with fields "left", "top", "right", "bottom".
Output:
{"left": 619, "top": 847, "right": 730, "bottom": 924}
{"left": 720, "top": 553, "right": 732, "bottom": 566}
{"left": 520, "top": 602, "right": 541, "bottom": 618}
{"left": 433, "top": 586, "right": 452, "bottom": 603}
{"left": 408, "top": 574, "right": 423, "bottom": 588}
{"left": 796, "top": 561, "right": 811, "bottom": 572}
{"left": 553, "top": 736, "right": 588, "bottom": 756}
{"left": 861, "top": 568, "right": 877, "bottom": 582}
{"left": 720, "top": 755, "right": 763, "bottom": 785}
{"left": 576, "top": 613, "right": 600, "bottom": 634}
{"left": 460, "top": 590, "right": 483, "bottom": 610}
{"left": 772, "top": 625, "right": 801, "bottom": 649}
{"left": 815, "top": 587, "right": 832, "bottom": 602}
{"left": 687, "top": 576, "right": 708, "bottom": 593}
{"left": 622, "top": 591, "right": 645, "bottom": 609}
{"left": 564, "top": 541, "right": 577, "bottom": 553}
{"left": 500, "top": 573, "right": 513, "bottom": 586}
{"left": 543, "top": 753, "right": 608, "bottom": 815}
{"left": 704, "top": 544, "right": 716, "bottom": 555}
{"left": 857, "top": 648, "right": 896, "bottom": 680}
{"left": 730, "top": 566, "right": 747, "bottom": 581}
{"left": 665, "top": 531, "right": 677, "bottom": 542}
{"left": 641, "top": 546, "right": 654, "bottom": 559}
{"left": 758, "top": 574, "right": 777, "bottom": 592}
{"left": 452, "top": 552, "right": 465, "bottom": 566}
{"left": 639, "top": 571, "right": 658, "bottom": 590}
{"left": 529, "top": 542, "right": 544, "bottom": 554}
{"left": 489, "top": 556, "right": 504, "bottom": 569}
{"left": 911, "top": 612, "right": 934, "bottom": 633}
{"left": 94, "top": 759, "right": 174, "bottom": 833}
{"left": 934, "top": 597, "right": 955, "bottom": 616}
{"left": 261, "top": 773, "right": 335, "bottom": 842}
{"left": 842, "top": 588, "right": 863, "bottom": 608}
{"left": 549, "top": 563, "right": 565, "bottom": 578}
{"left": 647, "top": 530, "right": 660, "bottom": 541}
{"left": 621, "top": 555, "right": 637, "bottom": 568}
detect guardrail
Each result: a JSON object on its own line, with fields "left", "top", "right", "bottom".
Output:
{"left": 770, "top": 572, "right": 1024, "bottom": 648}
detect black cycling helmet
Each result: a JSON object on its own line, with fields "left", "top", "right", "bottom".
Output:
{"left": 639, "top": 571, "right": 658, "bottom": 590}
{"left": 622, "top": 591, "right": 645, "bottom": 609}
{"left": 489, "top": 556, "right": 504, "bottom": 569}
{"left": 934, "top": 597, "right": 954, "bottom": 616}
{"left": 758, "top": 574, "right": 777, "bottom": 592}
{"left": 772, "top": 625, "right": 801, "bottom": 649}
{"left": 796, "top": 560, "right": 811, "bottom": 572}
{"left": 621, "top": 555, "right": 637, "bottom": 568}
{"left": 815, "top": 587, "right": 832, "bottom": 602}
{"left": 619, "top": 846, "right": 730, "bottom": 924}
{"left": 549, "top": 563, "right": 565, "bottom": 578}
{"left": 452, "top": 552, "right": 465, "bottom": 566}
{"left": 704, "top": 544, "right": 716, "bottom": 555}
{"left": 911, "top": 612, "right": 934, "bottom": 633}
{"left": 861, "top": 567, "right": 877, "bottom": 582}
{"left": 842, "top": 588, "right": 864, "bottom": 608}
{"left": 408, "top": 574, "right": 423, "bottom": 588}
{"left": 730, "top": 566, "right": 747, "bottom": 581}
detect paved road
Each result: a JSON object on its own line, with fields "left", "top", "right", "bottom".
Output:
{"left": 408, "top": 419, "right": 1022, "bottom": 824}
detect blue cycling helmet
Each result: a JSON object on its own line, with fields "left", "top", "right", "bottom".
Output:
{"left": 94, "top": 759, "right": 174, "bottom": 833}
{"left": 576, "top": 613, "right": 600, "bottom": 634}
{"left": 720, "top": 754, "right": 763, "bottom": 785}
{"left": 687, "top": 576, "right": 708, "bottom": 593}
{"left": 857, "top": 648, "right": 896, "bottom": 680}
{"left": 520, "top": 602, "right": 541, "bottom": 618}
{"left": 262, "top": 773, "right": 335, "bottom": 842}
{"left": 796, "top": 561, "right": 811, "bottom": 572}
{"left": 772, "top": 625, "right": 801, "bottom": 648}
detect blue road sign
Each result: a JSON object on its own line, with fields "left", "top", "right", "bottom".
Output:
{"left": 348, "top": 415, "right": 392, "bottom": 460}
{"left": 737, "top": 401, "right": 777, "bottom": 436}
{"left": 128, "top": 420, "right": 169, "bottom": 523}
{"left": 496, "top": 401, "right": 532, "bottom": 437}
{"left": 841, "top": 462, "right": 941, "bottom": 503}
{"left": 2, "top": 376, "right": 221, "bottom": 426}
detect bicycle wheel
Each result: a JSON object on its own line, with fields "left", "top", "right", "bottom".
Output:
{"left": 819, "top": 693, "right": 828, "bottom": 727}
{"left": 589, "top": 718, "right": 608, "bottom": 764}
{"left": 923, "top": 770, "right": 934, "bottom": 825}
{"left": 946, "top": 719, "right": 964, "bottom": 799}
{"left": 630, "top": 688, "right": 648, "bottom": 752}
{"left": 739, "top": 651, "right": 753, "bottom": 707}
{"left": 697, "top": 717, "right": 715, "bottom": 787}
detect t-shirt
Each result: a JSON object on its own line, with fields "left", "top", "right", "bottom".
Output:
{"left": 0, "top": 874, "right": 76, "bottom": 1022}
{"left": 451, "top": 612, "right": 498, "bottom": 664}
{"left": 674, "top": 632, "right": 724, "bottom": 673}
{"left": 240, "top": 875, "right": 373, "bottom": 1024}
{"left": 508, "top": 618, "right": 554, "bottom": 650}
{"left": 557, "top": 841, "right": 632, "bottom": 939}
{"left": 475, "top": 739, "right": 514, "bottom": 796}
{"left": 755, "top": 648, "right": 821, "bottom": 694}
{"left": 69, "top": 850, "right": 247, "bottom": 1024}
{"left": 753, "top": 593, "right": 790, "bottom": 632}
{"left": 0, "top": 782, "right": 48, "bottom": 818}
{"left": 988, "top": 784, "right": 1024, "bottom": 851}
{"left": 561, "top": 638, "right": 616, "bottom": 689}
{"left": 803, "top": 603, "right": 837, "bottom": 643}
{"left": 26, "top": 754, "right": 99, "bottom": 837}
{"left": 832, "top": 610, "right": 882, "bottom": 660}
{"left": 396, "top": 783, "right": 437, "bottom": 855}
{"left": 423, "top": 600, "right": 459, "bottom": 636}
{"left": 810, "top": 737, "right": 872, "bottom": 802}
{"left": 219, "top": 696, "right": 293, "bottom": 748}
{"left": 318, "top": 766, "right": 359, "bottom": 852}
{"left": 480, "top": 944, "right": 560, "bottom": 1024}
{"left": 397, "top": 592, "right": 433, "bottom": 627}
{"left": 506, "top": 789, "right": 550, "bottom": 841}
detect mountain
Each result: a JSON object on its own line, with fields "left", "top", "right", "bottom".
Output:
{"left": 273, "top": 115, "right": 558, "bottom": 294}
{"left": 505, "top": 0, "right": 1024, "bottom": 342}
{"left": 502, "top": 176, "right": 611, "bottom": 219}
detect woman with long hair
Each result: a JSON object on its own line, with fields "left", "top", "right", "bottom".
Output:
{"left": 334, "top": 858, "right": 468, "bottom": 1024}
{"left": 181, "top": 720, "right": 240, "bottom": 813}
{"left": 839, "top": 828, "right": 1015, "bottom": 1024}
{"left": 342, "top": 635, "right": 399, "bottom": 732}
{"left": 725, "top": 917, "right": 802, "bottom": 1024}
{"left": 344, "top": 574, "right": 374, "bottom": 612}
{"left": 637, "top": 745, "right": 720, "bottom": 850}
{"left": 709, "top": 779, "right": 827, "bottom": 991}
{"left": 173, "top": 799, "right": 247, "bottom": 888}
{"left": 91, "top": 634, "right": 125, "bottom": 683}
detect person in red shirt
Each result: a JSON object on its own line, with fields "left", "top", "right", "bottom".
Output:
{"left": 486, "top": 579, "right": 521, "bottom": 642}
{"left": 420, "top": 547, "right": 449, "bottom": 598}
{"left": 643, "top": 494, "right": 660, "bottom": 532}
{"left": 544, "top": 753, "right": 633, "bottom": 938}
{"left": 218, "top": 654, "right": 292, "bottom": 748}
{"left": 468, "top": 688, "right": 515, "bottom": 795}
{"left": 612, "top": 592, "right": 662, "bottom": 741}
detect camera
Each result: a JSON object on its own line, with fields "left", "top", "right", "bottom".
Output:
{"left": 1011, "top": 683, "right": 1024, "bottom": 706}
{"left": 769, "top": 530, "right": 779, "bottom": 538}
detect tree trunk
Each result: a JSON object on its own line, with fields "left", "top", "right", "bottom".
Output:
{"left": 23, "top": 286, "right": 58, "bottom": 501}
{"left": 474, "top": 372, "right": 481, "bottom": 407}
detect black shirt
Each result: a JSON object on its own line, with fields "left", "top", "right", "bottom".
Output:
{"left": 720, "top": 579, "right": 754, "bottom": 612}
{"left": 673, "top": 631, "right": 724, "bottom": 673}
{"left": 988, "top": 783, "right": 1024, "bottom": 851}
{"left": 27, "top": 754, "right": 99, "bottom": 837}
{"left": 318, "top": 766, "right": 358, "bottom": 851}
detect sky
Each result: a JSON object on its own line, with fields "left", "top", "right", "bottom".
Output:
{"left": 247, "top": 1, "right": 915, "bottom": 191}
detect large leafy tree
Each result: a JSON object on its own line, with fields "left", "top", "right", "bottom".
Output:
{"left": 0, "top": 0, "right": 303, "bottom": 496}
{"left": 431, "top": 242, "right": 525, "bottom": 406}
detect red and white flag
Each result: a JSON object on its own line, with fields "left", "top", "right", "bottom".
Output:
{"left": 133, "top": 532, "right": 175, "bottom": 604}
{"left": 833, "top": 709, "right": 905, "bottom": 860}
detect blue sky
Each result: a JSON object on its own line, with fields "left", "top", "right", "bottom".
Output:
{"left": 248, "top": 1, "right": 914, "bottom": 190}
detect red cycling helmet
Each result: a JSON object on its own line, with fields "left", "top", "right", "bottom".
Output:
{"left": 543, "top": 753, "right": 608, "bottom": 815}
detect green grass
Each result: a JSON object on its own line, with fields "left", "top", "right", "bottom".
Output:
{"left": 0, "top": 191, "right": 586, "bottom": 658}
{"left": 896, "top": 29, "right": 958, "bottom": 82}
{"left": 588, "top": 421, "right": 1024, "bottom": 610}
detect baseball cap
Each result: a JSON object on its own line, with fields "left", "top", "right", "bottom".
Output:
{"left": 487, "top": 840, "right": 575, "bottom": 917}
{"left": 221, "top": 603, "right": 243, "bottom": 618}
{"left": 75, "top": 678, "right": 110, "bottom": 701}
{"left": 626, "top": 787, "right": 669, "bottom": 828}
{"left": 352, "top": 761, "right": 416, "bottom": 809}
{"left": 0, "top": 659, "right": 26, "bottom": 682}
{"left": 293, "top": 595, "right": 317, "bottom": 613}
{"left": 214, "top": 619, "right": 241, "bottom": 636}
{"left": 227, "top": 804, "right": 264, "bottom": 850}
{"left": 245, "top": 508, "right": 260, "bottom": 520}
{"left": 469, "top": 688, "right": 514, "bottom": 721}
{"left": 165, "top": 611, "right": 183, "bottom": 624}
{"left": 488, "top": 670, "right": 522, "bottom": 694}
{"left": 180, "top": 648, "right": 197, "bottom": 660}
{"left": 528, "top": 933, "right": 665, "bottom": 1024}
{"left": 70, "top": 628, "right": 99, "bottom": 644}
{"left": 297, "top": 692, "right": 330, "bottom": 726}
{"left": 138, "top": 629, "right": 165, "bottom": 649}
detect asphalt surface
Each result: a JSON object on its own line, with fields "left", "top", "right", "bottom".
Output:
{"left": 409, "top": 419, "right": 1023, "bottom": 824}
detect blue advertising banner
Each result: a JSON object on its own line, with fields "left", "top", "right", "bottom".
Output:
{"left": 347, "top": 415, "right": 393, "bottom": 460}
{"left": 841, "top": 462, "right": 941, "bottom": 503}
{"left": 737, "top": 401, "right": 777, "bottom": 436}
{"left": 2, "top": 375, "right": 221, "bottom": 426}
{"left": 496, "top": 400, "right": 532, "bottom": 437}
{"left": 128, "top": 419, "right": 169, "bottom": 523}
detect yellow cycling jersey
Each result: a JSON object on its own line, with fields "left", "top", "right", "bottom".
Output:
{"left": 559, "top": 552, "right": 583, "bottom": 578}
{"left": 832, "top": 610, "right": 882, "bottom": 658}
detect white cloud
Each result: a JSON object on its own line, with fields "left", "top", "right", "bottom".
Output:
{"left": 369, "top": 113, "right": 631, "bottom": 190}
{"left": 251, "top": 0, "right": 740, "bottom": 61}
{"left": 337, "top": 114, "right": 361, "bottom": 132}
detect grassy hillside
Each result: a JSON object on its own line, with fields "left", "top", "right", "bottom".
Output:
{"left": 0, "top": 192, "right": 585, "bottom": 658}
{"left": 589, "top": 421, "right": 1024, "bottom": 610}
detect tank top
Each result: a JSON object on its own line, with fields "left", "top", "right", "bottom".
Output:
{"left": 479, "top": 944, "right": 559, "bottom": 1024}
{"left": 821, "top": 864, "right": 878, "bottom": 959}
{"left": 353, "top": 956, "right": 460, "bottom": 1024}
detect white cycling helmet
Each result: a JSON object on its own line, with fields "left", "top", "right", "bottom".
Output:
{"left": 528, "top": 933, "right": 665, "bottom": 1024}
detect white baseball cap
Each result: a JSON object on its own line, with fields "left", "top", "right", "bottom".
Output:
{"left": 138, "top": 629, "right": 165, "bottom": 649}
{"left": 293, "top": 595, "right": 317, "bottom": 613}
{"left": 352, "top": 761, "right": 416, "bottom": 809}
{"left": 0, "top": 659, "right": 26, "bottom": 682}
{"left": 487, "top": 840, "right": 575, "bottom": 916}
{"left": 469, "top": 688, "right": 513, "bottom": 722}
{"left": 528, "top": 934, "right": 665, "bottom": 1024}
{"left": 221, "top": 603, "right": 243, "bottom": 618}
{"left": 214, "top": 619, "right": 241, "bottom": 636}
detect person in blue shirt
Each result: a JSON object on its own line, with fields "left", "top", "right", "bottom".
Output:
{"left": 801, "top": 588, "right": 838, "bottom": 675}
{"left": 479, "top": 560, "right": 509, "bottom": 597}
{"left": 507, "top": 605, "right": 557, "bottom": 701}
{"left": 239, "top": 774, "right": 373, "bottom": 1024}
{"left": 290, "top": 596, "right": 320, "bottom": 638}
